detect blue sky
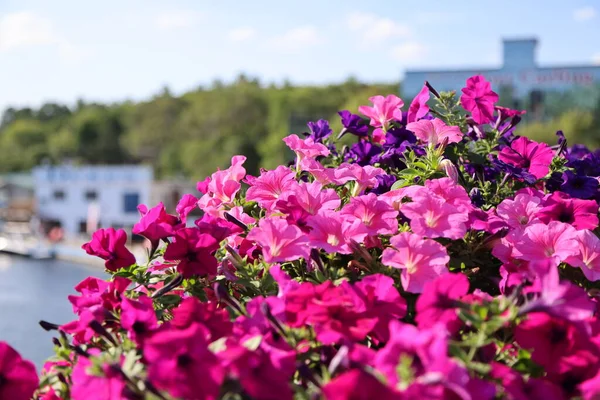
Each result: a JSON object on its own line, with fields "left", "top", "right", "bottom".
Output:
{"left": 0, "top": 0, "right": 599, "bottom": 111}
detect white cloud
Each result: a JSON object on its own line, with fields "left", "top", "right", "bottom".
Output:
{"left": 573, "top": 6, "right": 596, "bottom": 21}
{"left": 228, "top": 27, "right": 256, "bottom": 42}
{"left": 389, "top": 41, "right": 428, "bottom": 64}
{"left": 155, "top": 10, "right": 201, "bottom": 30}
{"left": 268, "top": 26, "right": 320, "bottom": 52}
{"left": 0, "top": 11, "right": 88, "bottom": 65}
{"left": 0, "top": 11, "right": 58, "bottom": 51}
{"left": 345, "top": 12, "right": 411, "bottom": 43}
{"left": 593, "top": 53, "right": 600, "bottom": 65}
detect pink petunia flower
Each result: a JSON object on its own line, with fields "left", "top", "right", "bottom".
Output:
{"left": 496, "top": 193, "right": 542, "bottom": 229}
{"left": 82, "top": 228, "right": 136, "bottom": 271}
{"left": 246, "top": 166, "right": 299, "bottom": 210}
{"left": 401, "top": 190, "right": 469, "bottom": 240}
{"left": 163, "top": 228, "right": 220, "bottom": 278}
{"left": 565, "top": 229, "right": 600, "bottom": 281}
{"left": 299, "top": 158, "right": 334, "bottom": 185}
{"left": 197, "top": 155, "right": 247, "bottom": 215}
{"left": 513, "top": 221, "right": 580, "bottom": 267}
{"left": 460, "top": 75, "right": 499, "bottom": 125}
{"left": 282, "top": 134, "right": 330, "bottom": 168}
{"left": 381, "top": 232, "right": 450, "bottom": 293}
{"left": 424, "top": 177, "right": 473, "bottom": 214}
{"left": 328, "top": 163, "right": 386, "bottom": 196}
{"left": 407, "top": 84, "right": 430, "bottom": 123}
{"left": 306, "top": 210, "right": 366, "bottom": 254}
{"left": 246, "top": 217, "right": 310, "bottom": 263}
{"left": 497, "top": 136, "right": 554, "bottom": 179}
{"left": 133, "top": 202, "right": 183, "bottom": 247}
{"left": 277, "top": 181, "right": 340, "bottom": 215}
{"left": 406, "top": 118, "right": 463, "bottom": 146}
{"left": 538, "top": 191, "right": 599, "bottom": 230}
{"left": 0, "top": 342, "right": 38, "bottom": 400}
{"left": 341, "top": 193, "right": 399, "bottom": 236}
{"left": 358, "top": 94, "right": 404, "bottom": 128}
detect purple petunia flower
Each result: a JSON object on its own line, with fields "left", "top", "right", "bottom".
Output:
{"left": 493, "top": 158, "right": 537, "bottom": 184}
{"left": 346, "top": 140, "right": 382, "bottom": 166}
{"left": 560, "top": 170, "right": 599, "bottom": 199}
{"left": 338, "top": 110, "right": 369, "bottom": 137}
{"left": 306, "top": 119, "right": 332, "bottom": 142}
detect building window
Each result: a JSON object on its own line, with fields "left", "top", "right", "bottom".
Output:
{"left": 53, "top": 190, "right": 66, "bottom": 200}
{"left": 84, "top": 190, "right": 98, "bottom": 201}
{"left": 78, "top": 220, "right": 87, "bottom": 234}
{"left": 123, "top": 193, "right": 140, "bottom": 213}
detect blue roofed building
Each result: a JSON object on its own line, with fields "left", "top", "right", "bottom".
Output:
{"left": 403, "top": 38, "right": 600, "bottom": 116}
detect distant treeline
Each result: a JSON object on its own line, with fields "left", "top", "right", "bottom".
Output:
{"left": 0, "top": 76, "right": 397, "bottom": 179}
{"left": 1, "top": 76, "right": 599, "bottom": 179}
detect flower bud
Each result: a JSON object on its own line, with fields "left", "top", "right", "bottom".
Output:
{"left": 439, "top": 159, "right": 459, "bottom": 183}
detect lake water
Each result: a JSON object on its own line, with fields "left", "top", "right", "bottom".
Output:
{"left": 0, "top": 254, "right": 104, "bottom": 369}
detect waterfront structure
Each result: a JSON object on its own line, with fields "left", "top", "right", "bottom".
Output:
{"left": 403, "top": 38, "right": 600, "bottom": 112}
{"left": 32, "top": 164, "right": 153, "bottom": 238}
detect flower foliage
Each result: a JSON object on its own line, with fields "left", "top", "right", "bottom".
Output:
{"left": 7, "top": 74, "right": 600, "bottom": 399}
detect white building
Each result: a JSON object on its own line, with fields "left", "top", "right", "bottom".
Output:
{"left": 403, "top": 38, "right": 600, "bottom": 111}
{"left": 32, "top": 164, "right": 153, "bottom": 238}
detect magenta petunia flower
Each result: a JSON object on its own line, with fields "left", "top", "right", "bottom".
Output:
{"left": 82, "top": 228, "right": 136, "bottom": 271}
{"left": 407, "top": 84, "right": 430, "bottom": 123}
{"left": 67, "top": 276, "right": 130, "bottom": 315}
{"left": 358, "top": 94, "right": 404, "bottom": 128}
{"left": 71, "top": 351, "right": 128, "bottom": 400}
{"left": 406, "top": 118, "right": 463, "bottom": 146}
{"left": 120, "top": 295, "right": 158, "bottom": 345}
{"left": 322, "top": 369, "right": 401, "bottom": 400}
{"left": 497, "top": 136, "right": 554, "bottom": 179}
{"left": 144, "top": 324, "right": 225, "bottom": 400}
{"left": 521, "top": 261, "right": 595, "bottom": 322}
{"left": 246, "top": 166, "right": 299, "bottom": 210}
{"left": 175, "top": 193, "right": 198, "bottom": 223}
{"left": 171, "top": 297, "right": 232, "bottom": 341}
{"left": 351, "top": 274, "right": 407, "bottom": 343}
{"left": 381, "top": 232, "right": 450, "bottom": 293}
{"left": 514, "top": 312, "right": 598, "bottom": 378}
{"left": 341, "top": 193, "right": 399, "bottom": 236}
{"left": 163, "top": 227, "right": 219, "bottom": 277}
{"left": 373, "top": 320, "right": 449, "bottom": 386}
{"left": 246, "top": 217, "right": 310, "bottom": 263}
{"left": 416, "top": 273, "right": 469, "bottom": 334}
{"left": 496, "top": 193, "right": 542, "bottom": 229}
{"left": 538, "top": 191, "right": 599, "bottom": 230}
{"left": 514, "top": 221, "right": 579, "bottom": 267}
{"left": 565, "top": 229, "right": 600, "bottom": 281}
{"left": 133, "top": 202, "right": 183, "bottom": 247}
{"left": 218, "top": 339, "right": 295, "bottom": 400}
{"left": 0, "top": 342, "right": 38, "bottom": 400}
{"left": 460, "top": 75, "right": 499, "bottom": 125}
